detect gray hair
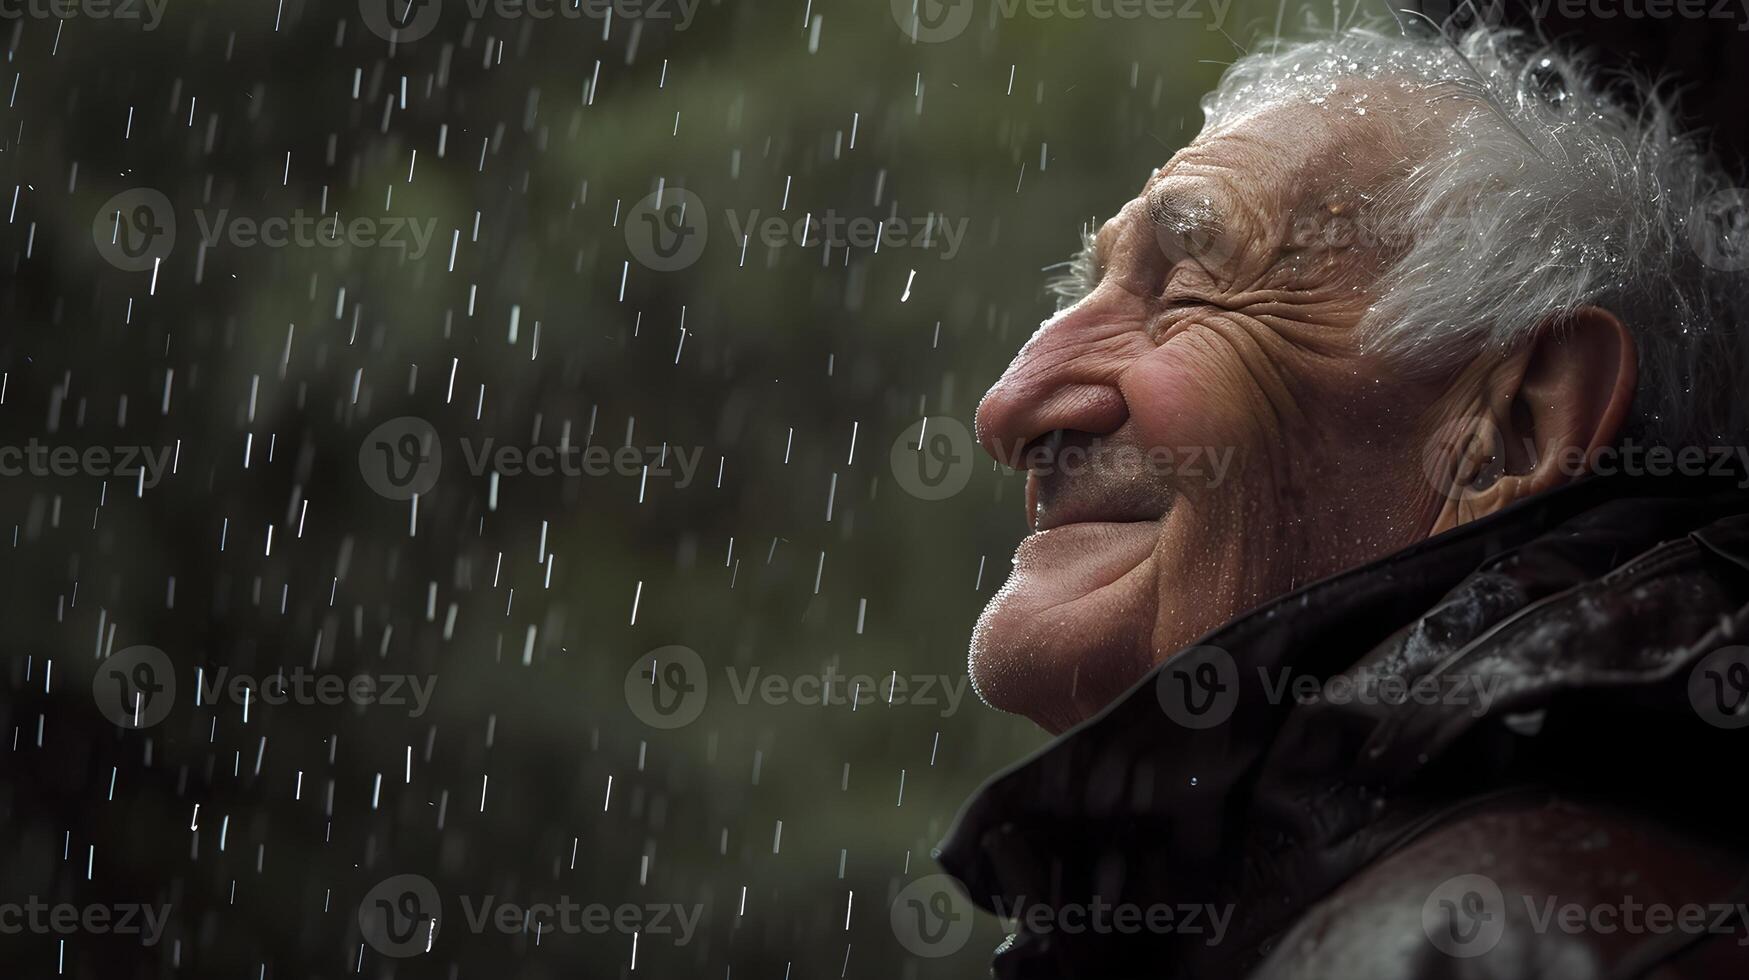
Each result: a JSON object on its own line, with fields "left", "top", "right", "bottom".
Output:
{"left": 1199, "top": 25, "right": 1749, "bottom": 448}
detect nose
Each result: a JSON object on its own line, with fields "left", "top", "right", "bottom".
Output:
{"left": 974, "top": 303, "right": 1129, "bottom": 468}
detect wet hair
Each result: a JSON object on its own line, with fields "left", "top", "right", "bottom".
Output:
{"left": 1203, "top": 24, "right": 1748, "bottom": 447}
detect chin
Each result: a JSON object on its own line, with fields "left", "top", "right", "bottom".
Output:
{"left": 968, "top": 521, "right": 1161, "bottom": 733}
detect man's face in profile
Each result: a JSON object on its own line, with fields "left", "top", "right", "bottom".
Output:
{"left": 969, "top": 96, "right": 1500, "bottom": 733}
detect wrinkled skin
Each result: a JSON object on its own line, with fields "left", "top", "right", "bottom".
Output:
{"left": 969, "top": 93, "right": 1634, "bottom": 733}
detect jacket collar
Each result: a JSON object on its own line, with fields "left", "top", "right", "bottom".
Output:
{"left": 935, "top": 473, "right": 1749, "bottom": 977}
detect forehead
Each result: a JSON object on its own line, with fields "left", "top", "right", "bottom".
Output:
{"left": 1103, "top": 89, "right": 1431, "bottom": 258}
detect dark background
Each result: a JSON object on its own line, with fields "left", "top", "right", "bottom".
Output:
{"left": 0, "top": 0, "right": 1740, "bottom": 977}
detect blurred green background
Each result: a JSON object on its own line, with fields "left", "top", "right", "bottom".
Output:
{"left": 0, "top": 0, "right": 1266, "bottom": 975}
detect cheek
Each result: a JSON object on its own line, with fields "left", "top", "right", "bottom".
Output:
{"left": 1121, "top": 331, "right": 1272, "bottom": 469}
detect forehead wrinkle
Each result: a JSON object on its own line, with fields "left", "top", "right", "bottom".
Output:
{"left": 1149, "top": 131, "right": 1304, "bottom": 247}
{"left": 1084, "top": 106, "right": 1414, "bottom": 297}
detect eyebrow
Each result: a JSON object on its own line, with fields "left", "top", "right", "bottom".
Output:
{"left": 1146, "top": 186, "right": 1226, "bottom": 260}
{"left": 1043, "top": 188, "right": 1231, "bottom": 309}
{"left": 1044, "top": 223, "right": 1102, "bottom": 310}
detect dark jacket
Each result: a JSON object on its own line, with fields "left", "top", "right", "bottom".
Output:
{"left": 938, "top": 474, "right": 1749, "bottom": 978}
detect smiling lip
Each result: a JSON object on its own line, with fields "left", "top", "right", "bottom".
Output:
{"left": 1025, "top": 471, "right": 1165, "bottom": 533}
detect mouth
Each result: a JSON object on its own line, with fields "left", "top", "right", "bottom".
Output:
{"left": 1026, "top": 470, "right": 1167, "bottom": 533}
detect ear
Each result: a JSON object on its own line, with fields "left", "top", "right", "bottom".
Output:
{"left": 1428, "top": 307, "right": 1637, "bottom": 533}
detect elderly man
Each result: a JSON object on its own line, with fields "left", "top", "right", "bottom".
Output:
{"left": 938, "top": 23, "right": 1749, "bottom": 980}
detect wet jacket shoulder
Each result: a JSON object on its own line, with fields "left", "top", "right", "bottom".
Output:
{"left": 937, "top": 475, "right": 1749, "bottom": 979}
{"left": 1254, "top": 797, "right": 1749, "bottom": 979}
